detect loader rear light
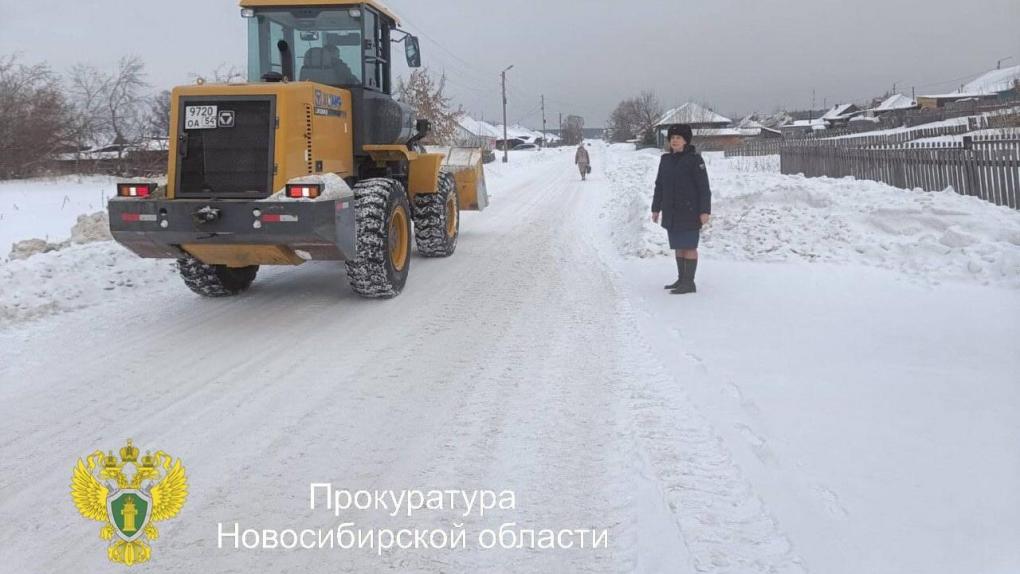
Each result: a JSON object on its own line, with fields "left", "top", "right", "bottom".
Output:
{"left": 117, "top": 183, "right": 155, "bottom": 198}
{"left": 120, "top": 213, "right": 157, "bottom": 222}
{"left": 286, "top": 184, "right": 322, "bottom": 199}
{"left": 261, "top": 214, "right": 299, "bottom": 223}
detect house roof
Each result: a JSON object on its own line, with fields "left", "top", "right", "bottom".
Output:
{"left": 821, "top": 103, "right": 856, "bottom": 121}
{"left": 917, "top": 92, "right": 998, "bottom": 100}
{"left": 457, "top": 116, "right": 501, "bottom": 139}
{"left": 692, "top": 128, "right": 761, "bottom": 137}
{"left": 656, "top": 103, "right": 731, "bottom": 126}
{"left": 961, "top": 65, "right": 1020, "bottom": 95}
{"left": 786, "top": 118, "right": 826, "bottom": 128}
{"left": 872, "top": 94, "right": 917, "bottom": 112}
{"left": 737, "top": 115, "right": 764, "bottom": 129}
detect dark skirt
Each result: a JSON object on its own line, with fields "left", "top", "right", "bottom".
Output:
{"left": 667, "top": 227, "right": 700, "bottom": 249}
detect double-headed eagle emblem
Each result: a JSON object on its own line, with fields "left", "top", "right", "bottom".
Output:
{"left": 70, "top": 439, "right": 188, "bottom": 565}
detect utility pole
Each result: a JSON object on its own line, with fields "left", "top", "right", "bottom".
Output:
{"left": 501, "top": 65, "right": 513, "bottom": 163}
{"left": 541, "top": 95, "right": 546, "bottom": 148}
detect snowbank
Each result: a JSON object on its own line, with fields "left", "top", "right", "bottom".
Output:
{"left": 602, "top": 147, "right": 1020, "bottom": 288}
{"left": 8, "top": 211, "right": 113, "bottom": 260}
{"left": 0, "top": 242, "right": 177, "bottom": 325}
{"left": 0, "top": 175, "right": 120, "bottom": 256}
{"left": 1, "top": 211, "right": 174, "bottom": 325}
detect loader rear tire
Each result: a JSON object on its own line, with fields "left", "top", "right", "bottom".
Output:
{"left": 345, "top": 178, "right": 411, "bottom": 298}
{"left": 177, "top": 256, "right": 258, "bottom": 297}
{"left": 413, "top": 171, "right": 459, "bottom": 257}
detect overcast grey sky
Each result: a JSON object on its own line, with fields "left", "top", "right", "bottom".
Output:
{"left": 2, "top": 0, "right": 1017, "bottom": 127}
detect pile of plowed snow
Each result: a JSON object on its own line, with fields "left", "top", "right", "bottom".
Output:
{"left": 602, "top": 145, "right": 1020, "bottom": 288}
{"left": 1, "top": 212, "right": 176, "bottom": 324}
{"left": 0, "top": 175, "right": 120, "bottom": 255}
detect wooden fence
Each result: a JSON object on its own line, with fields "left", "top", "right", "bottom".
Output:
{"left": 780, "top": 134, "right": 1020, "bottom": 209}
{"left": 724, "top": 140, "right": 783, "bottom": 157}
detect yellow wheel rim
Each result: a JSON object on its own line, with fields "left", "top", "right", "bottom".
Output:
{"left": 389, "top": 204, "right": 409, "bottom": 272}
{"left": 445, "top": 193, "right": 458, "bottom": 239}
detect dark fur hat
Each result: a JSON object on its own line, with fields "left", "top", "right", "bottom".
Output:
{"left": 667, "top": 124, "right": 693, "bottom": 144}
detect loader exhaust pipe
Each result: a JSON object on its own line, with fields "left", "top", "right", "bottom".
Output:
{"left": 278, "top": 40, "right": 295, "bottom": 81}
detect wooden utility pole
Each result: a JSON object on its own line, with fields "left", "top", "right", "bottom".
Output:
{"left": 541, "top": 94, "right": 546, "bottom": 148}
{"left": 501, "top": 65, "right": 513, "bottom": 163}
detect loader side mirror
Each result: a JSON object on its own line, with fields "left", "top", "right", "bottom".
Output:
{"left": 405, "top": 36, "right": 421, "bottom": 68}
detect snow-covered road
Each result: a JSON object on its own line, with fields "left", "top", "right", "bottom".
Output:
{"left": 1, "top": 144, "right": 1018, "bottom": 573}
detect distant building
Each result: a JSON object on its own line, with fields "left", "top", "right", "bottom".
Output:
{"left": 961, "top": 64, "right": 1020, "bottom": 101}
{"left": 453, "top": 116, "right": 500, "bottom": 150}
{"left": 916, "top": 66, "right": 1018, "bottom": 109}
{"left": 781, "top": 118, "right": 826, "bottom": 137}
{"left": 820, "top": 103, "right": 861, "bottom": 128}
{"left": 654, "top": 102, "right": 733, "bottom": 148}
{"left": 870, "top": 94, "right": 919, "bottom": 114}
{"left": 916, "top": 92, "right": 999, "bottom": 109}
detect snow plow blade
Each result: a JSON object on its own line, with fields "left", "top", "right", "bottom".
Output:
{"left": 428, "top": 146, "right": 489, "bottom": 211}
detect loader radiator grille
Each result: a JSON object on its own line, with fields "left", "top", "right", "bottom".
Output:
{"left": 177, "top": 97, "right": 276, "bottom": 198}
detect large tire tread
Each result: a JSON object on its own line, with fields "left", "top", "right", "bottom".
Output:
{"left": 413, "top": 171, "right": 459, "bottom": 257}
{"left": 345, "top": 178, "right": 410, "bottom": 299}
{"left": 177, "top": 256, "right": 258, "bottom": 297}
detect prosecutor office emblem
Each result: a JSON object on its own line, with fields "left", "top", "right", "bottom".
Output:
{"left": 70, "top": 439, "right": 188, "bottom": 565}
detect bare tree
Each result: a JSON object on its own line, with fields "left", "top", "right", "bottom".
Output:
{"left": 106, "top": 56, "right": 148, "bottom": 161}
{"left": 608, "top": 91, "right": 662, "bottom": 145}
{"left": 0, "top": 54, "right": 71, "bottom": 179}
{"left": 397, "top": 68, "right": 463, "bottom": 145}
{"left": 66, "top": 63, "right": 110, "bottom": 166}
{"left": 562, "top": 115, "right": 585, "bottom": 146}
{"left": 189, "top": 63, "right": 245, "bottom": 84}
{"left": 146, "top": 89, "right": 171, "bottom": 140}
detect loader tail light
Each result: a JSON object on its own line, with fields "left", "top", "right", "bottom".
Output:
{"left": 286, "top": 184, "right": 322, "bottom": 199}
{"left": 117, "top": 183, "right": 155, "bottom": 198}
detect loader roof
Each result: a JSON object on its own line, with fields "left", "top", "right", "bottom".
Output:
{"left": 239, "top": 0, "right": 400, "bottom": 25}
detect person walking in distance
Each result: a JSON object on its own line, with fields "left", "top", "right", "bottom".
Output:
{"left": 651, "top": 124, "right": 711, "bottom": 294}
{"left": 575, "top": 142, "right": 591, "bottom": 181}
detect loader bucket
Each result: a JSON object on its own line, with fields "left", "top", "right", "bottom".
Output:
{"left": 429, "top": 146, "right": 489, "bottom": 211}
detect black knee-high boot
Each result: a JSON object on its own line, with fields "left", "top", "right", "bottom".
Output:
{"left": 671, "top": 259, "right": 697, "bottom": 294}
{"left": 664, "top": 257, "right": 685, "bottom": 290}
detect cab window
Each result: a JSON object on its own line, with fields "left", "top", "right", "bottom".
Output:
{"left": 247, "top": 8, "right": 364, "bottom": 87}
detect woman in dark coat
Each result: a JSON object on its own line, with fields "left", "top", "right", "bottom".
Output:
{"left": 651, "top": 124, "right": 711, "bottom": 294}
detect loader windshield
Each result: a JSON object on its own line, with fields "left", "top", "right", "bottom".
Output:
{"left": 247, "top": 8, "right": 364, "bottom": 87}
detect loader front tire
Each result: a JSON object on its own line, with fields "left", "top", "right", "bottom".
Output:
{"left": 413, "top": 171, "right": 459, "bottom": 257}
{"left": 345, "top": 178, "right": 411, "bottom": 298}
{"left": 177, "top": 256, "right": 258, "bottom": 297}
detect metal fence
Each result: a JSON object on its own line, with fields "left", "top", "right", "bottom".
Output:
{"left": 780, "top": 134, "right": 1019, "bottom": 209}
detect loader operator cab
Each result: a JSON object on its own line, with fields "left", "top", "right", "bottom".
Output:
{"left": 242, "top": 2, "right": 421, "bottom": 94}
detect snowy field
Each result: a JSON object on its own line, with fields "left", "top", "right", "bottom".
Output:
{"left": 1, "top": 144, "right": 1018, "bottom": 573}
{"left": 0, "top": 175, "right": 119, "bottom": 257}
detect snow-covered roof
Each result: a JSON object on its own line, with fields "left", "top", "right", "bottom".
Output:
{"left": 917, "top": 92, "right": 997, "bottom": 100}
{"left": 656, "top": 103, "right": 731, "bottom": 126}
{"left": 872, "top": 94, "right": 917, "bottom": 112}
{"left": 961, "top": 65, "right": 1020, "bottom": 95}
{"left": 737, "top": 115, "right": 764, "bottom": 129}
{"left": 786, "top": 119, "right": 826, "bottom": 128}
{"left": 692, "top": 128, "right": 761, "bottom": 137}
{"left": 821, "top": 103, "right": 855, "bottom": 121}
{"left": 458, "top": 116, "right": 501, "bottom": 139}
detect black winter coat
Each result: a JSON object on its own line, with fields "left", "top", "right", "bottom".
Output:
{"left": 651, "top": 146, "right": 712, "bottom": 231}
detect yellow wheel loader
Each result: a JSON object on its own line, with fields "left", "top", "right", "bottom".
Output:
{"left": 108, "top": 0, "right": 488, "bottom": 298}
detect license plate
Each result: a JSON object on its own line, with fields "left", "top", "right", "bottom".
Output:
{"left": 185, "top": 105, "right": 218, "bottom": 129}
